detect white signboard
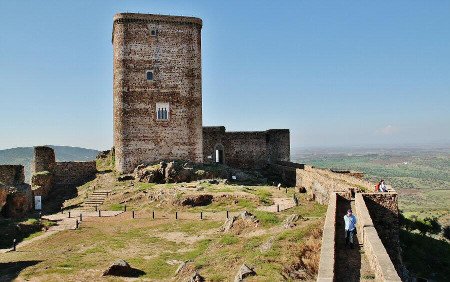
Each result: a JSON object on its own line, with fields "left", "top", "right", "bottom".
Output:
{"left": 34, "top": 196, "right": 42, "bottom": 210}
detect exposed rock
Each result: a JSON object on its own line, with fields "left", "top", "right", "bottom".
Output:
{"left": 239, "top": 211, "right": 259, "bottom": 223}
{"left": 188, "top": 271, "right": 204, "bottom": 282}
{"left": 283, "top": 214, "right": 304, "bottom": 229}
{"left": 134, "top": 164, "right": 164, "bottom": 183}
{"left": 180, "top": 194, "right": 213, "bottom": 207}
{"left": 221, "top": 216, "right": 237, "bottom": 232}
{"left": 234, "top": 264, "right": 256, "bottom": 282}
{"left": 102, "top": 259, "right": 145, "bottom": 277}
{"left": 259, "top": 236, "right": 274, "bottom": 252}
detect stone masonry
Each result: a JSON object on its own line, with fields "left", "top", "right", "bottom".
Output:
{"left": 202, "top": 126, "right": 290, "bottom": 169}
{"left": 112, "top": 13, "right": 291, "bottom": 173}
{"left": 113, "top": 13, "right": 203, "bottom": 173}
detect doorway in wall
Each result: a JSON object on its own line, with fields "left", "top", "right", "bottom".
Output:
{"left": 214, "top": 144, "right": 224, "bottom": 164}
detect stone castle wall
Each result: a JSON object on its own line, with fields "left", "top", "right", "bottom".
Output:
{"left": 32, "top": 146, "right": 56, "bottom": 173}
{"left": 54, "top": 161, "right": 97, "bottom": 186}
{"left": 113, "top": 13, "right": 203, "bottom": 173}
{"left": 363, "top": 193, "right": 401, "bottom": 272}
{"left": 202, "top": 126, "right": 290, "bottom": 169}
{"left": 0, "top": 165, "right": 25, "bottom": 185}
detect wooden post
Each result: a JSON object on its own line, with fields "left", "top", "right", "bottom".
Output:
{"left": 285, "top": 188, "right": 288, "bottom": 193}
{"left": 75, "top": 219, "right": 79, "bottom": 229}
{"left": 277, "top": 204, "right": 280, "bottom": 212}
{"left": 68, "top": 211, "right": 71, "bottom": 218}
{"left": 200, "top": 212, "right": 203, "bottom": 220}
{"left": 12, "top": 239, "right": 16, "bottom": 251}
{"left": 95, "top": 205, "right": 98, "bottom": 211}
{"left": 175, "top": 211, "right": 178, "bottom": 220}
{"left": 80, "top": 213, "right": 83, "bottom": 221}
{"left": 226, "top": 210, "right": 229, "bottom": 219}
{"left": 124, "top": 205, "right": 127, "bottom": 212}
{"left": 98, "top": 210, "right": 101, "bottom": 217}
{"left": 132, "top": 210, "right": 135, "bottom": 219}
{"left": 152, "top": 211, "right": 155, "bottom": 219}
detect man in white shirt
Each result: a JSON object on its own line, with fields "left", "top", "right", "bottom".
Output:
{"left": 344, "top": 209, "right": 357, "bottom": 249}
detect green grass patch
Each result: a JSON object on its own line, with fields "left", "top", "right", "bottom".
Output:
{"left": 219, "top": 234, "right": 239, "bottom": 245}
{"left": 252, "top": 210, "right": 280, "bottom": 227}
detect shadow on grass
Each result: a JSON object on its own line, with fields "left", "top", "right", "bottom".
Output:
{"left": 400, "top": 229, "right": 450, "bottom": 281}
{"left": 0, "top": 261, "right": 41, "bottom": 282}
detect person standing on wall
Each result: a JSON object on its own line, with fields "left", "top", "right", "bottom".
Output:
{"left": 379, "top": 179, "right": 388, "bottom": 192}
{"left": 344, "top": 209, "right": 357, "bottom": 249}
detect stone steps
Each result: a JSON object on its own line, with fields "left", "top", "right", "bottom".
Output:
{"left": 82, "top": 190, "right": 111, "bottom": 207}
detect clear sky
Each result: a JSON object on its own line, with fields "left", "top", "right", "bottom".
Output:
{"left": 1, "top": 1, "right": 449, "bottom": 150}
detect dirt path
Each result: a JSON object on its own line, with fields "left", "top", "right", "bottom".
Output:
{"left": 335, "top": 196, "right": 375, "bottom": 281}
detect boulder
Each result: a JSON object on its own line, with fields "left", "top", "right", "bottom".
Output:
{"left": 234, "top": 264, "right": 256, "bottom": 282}
{"left": 102, "top": 259, "right": 144, "bottom": 277}
{"left": 180, "top": 194, "right": 213, "bottom": 207}
{"left": 134, "top": 164, "right": 164, "bottom": 183}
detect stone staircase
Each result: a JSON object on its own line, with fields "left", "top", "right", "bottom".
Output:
{"left": 83, "top": 190, "right": 111, "bottom": 207}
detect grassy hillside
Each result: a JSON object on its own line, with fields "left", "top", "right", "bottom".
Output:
{"left": 0, "top": 146, "right": 99, "bottom": 183}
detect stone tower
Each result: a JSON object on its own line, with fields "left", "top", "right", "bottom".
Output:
{"left": 112, "top": 13, "right": 203, "bottom": 173}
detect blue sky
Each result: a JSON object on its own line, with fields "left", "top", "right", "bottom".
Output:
{"left": 1, "top": 1, "right": 449, "bottom": 150}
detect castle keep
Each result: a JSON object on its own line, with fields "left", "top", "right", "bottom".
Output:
{"left": 112, "top": 13, "right": 290, "bottom": 173}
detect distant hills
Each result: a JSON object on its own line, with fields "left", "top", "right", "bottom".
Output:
{"left": 0, "top": 146, "right": 99, "bottom": 183}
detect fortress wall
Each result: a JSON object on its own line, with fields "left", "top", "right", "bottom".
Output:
{"left": 32, "top": 146, "right": 56, "bottom": 174}
{"left": 363, "top": 192, "right": 401, "bottom": 272}
{"left": 0, "top": 165, "right": 25, "bottom": 185}
{"left": 54, "top": 161, "right": 97, "bottom": 186}
{"left": 355, "top": 193, "right": 401, "bottom": 281}
{"left": 202, "top": 127, "right": 290, "bottom": 170}
{"left": 317, "top": 192, "right": 337, "bottom": 281}
{"left": 295, "top": 166, "right": 377, "bottom": 204}
{"left": 266, "top": 129, "right": 290, "bottom": 163}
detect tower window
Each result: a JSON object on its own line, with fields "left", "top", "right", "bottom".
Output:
{"left": 150, "top": 29, "right": 158, "bottom": 36}
{"left": 146, "top": 70, "right": 154, "bottom": 81}
{"left": 156, "top": 103, "right": 169, "bottom": 121}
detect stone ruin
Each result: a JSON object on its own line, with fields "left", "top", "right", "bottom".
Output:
{"left": 0, "top": 146, "right": 97, "bottom": 218}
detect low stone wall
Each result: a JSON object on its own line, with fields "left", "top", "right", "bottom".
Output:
{"left": 0, "top": 165, "right": 25, "bottom": 186}
{"left": 296, "top": 166, "right": 368, "bottom": 204}
{"left": 363, "top": 192, "right": 401, "bottom": 273}
{"left": 317, "top": 192, "right": 337, "bottom": 281}
{"left": 54, "top": 161, "right": 97, "bottom": 186}
{"left": 355, "top": 193, "right": 401, "bottom": 281}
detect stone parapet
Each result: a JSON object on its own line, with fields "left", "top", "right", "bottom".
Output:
{"left": 317, "top": 193, "right": 337, "bottom": 281}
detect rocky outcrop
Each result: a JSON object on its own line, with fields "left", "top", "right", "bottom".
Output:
{"left": 102, "top": 259, "right": 145, "bottom": 277}
{"left": 188, "top": 271, "right": 205, "bottom": 282}
{"left": 234, "top": 264, "right": 256, "bottom": 282}
{"left": 283, "top": 214, "right": 304, "bottom": 229}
